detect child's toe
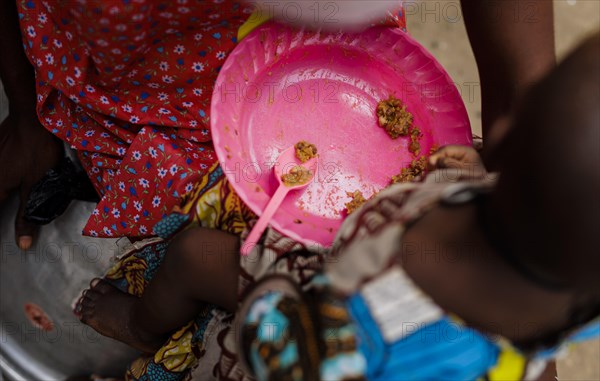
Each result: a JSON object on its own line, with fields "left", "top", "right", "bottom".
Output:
{"left": 80, "top": 295, "right": 96, "bottom": 311}
{"left": 83, "top": 288, "right": 102, "bottom": 301}
{"left": 89, "top": 278, "right": 102, "bottom": 288}
{"left": 73, "top": 302, "right": 85, "bottom": 318}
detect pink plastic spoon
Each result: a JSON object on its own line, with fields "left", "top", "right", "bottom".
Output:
{"left": 241, "top": 146, "right": 318, "bottom": 256}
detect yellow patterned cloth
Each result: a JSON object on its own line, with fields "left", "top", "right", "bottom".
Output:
{"left": 178, "top": 163, "right": 256, "bottom": 235}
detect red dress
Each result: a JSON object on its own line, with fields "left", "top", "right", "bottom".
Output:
{"left": 17, "top": 0, "right": 406, "bottom": 239}
{"left": 17, "top": 0, "right": 251, "bottom": 238}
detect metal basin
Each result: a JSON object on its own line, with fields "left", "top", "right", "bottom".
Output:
{"left": 0, "top": 196, "right": 138, "bottom": 380}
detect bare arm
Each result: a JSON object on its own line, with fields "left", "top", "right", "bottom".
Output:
{"left": 0, "top": 0, "right": 37, "bottom": 112}
{"left": 0, "top": 0, "right": 62, "bottom": 249}
{"left": 461, "top": 0, "right": 555, "bottom": 144}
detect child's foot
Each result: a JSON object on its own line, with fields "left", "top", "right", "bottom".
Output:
{"left": 74, "top": 279, "right": 165, "bottom": 354}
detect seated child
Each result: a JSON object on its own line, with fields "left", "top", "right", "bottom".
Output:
{"left": 74, "top": 32, "right": 600, "bottom": 380}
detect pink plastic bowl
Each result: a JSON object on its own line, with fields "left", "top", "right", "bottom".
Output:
{"left": 211, "top": 23, "right": 472, "bottom": 247}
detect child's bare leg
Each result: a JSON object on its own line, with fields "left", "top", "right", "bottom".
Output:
{"left": 75, "top": 227, "right": 240, "bottom": 353}
{"left": 136, "top": 227, "right": 241, "bottom": 332}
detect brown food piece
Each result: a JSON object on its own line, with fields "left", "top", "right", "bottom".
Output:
{"left": 429, "top": 144, "right": 440, "bottom": 155}
{"left": 376, "top": 96, "right": 414, "bottom": 139}
{"left": 295, "top": 141, "right": 318, "bottom": 163}
{"left": 345, "top": 190, "right": 368, "bottom": 214}
{"left": 391, "top": 157, "right": 428, "bottom": 184}
{"left": 408, "top": 127, "right": 422, "bottom": 155}
{"left": 282, "top": 166, "right": 313, "bottom": 187}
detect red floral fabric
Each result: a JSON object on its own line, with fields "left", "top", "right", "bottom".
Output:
{"left": 17, "top": 0, "right": 250, "bottom": 238}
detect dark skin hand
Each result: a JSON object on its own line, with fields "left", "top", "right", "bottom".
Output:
{"left": 412, "top": 146, "right": 564, "bottom": 380}
{"left": 461, "top": 0, "right": 555, "bottom": 160}
{"left": 0, "top": 0, "right": 63, "bottom": 250}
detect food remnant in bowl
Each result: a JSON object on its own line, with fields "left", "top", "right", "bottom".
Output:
{"left": 295, "top": 141, "right": 318, "bottom": 163}
{"left": 282, "top": 166, "right": 313, "bottom": 187}
{"left": 429, "top": 144, "right": 440, "bottom": 155}
{"left": 345, "top": 190, "right": 368, "bottom": 214}
{"left": 377, "top": 95, "right": 414, "bottom": 139}
{"left": 409, "top": 127, "right": 422, "bottom": 155}
{"left": 391, "top": 157, "right": 427, "bottom": 184}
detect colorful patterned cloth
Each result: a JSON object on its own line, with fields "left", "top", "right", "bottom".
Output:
{"left": 238, "top": 167, "right": 600, "bottom": 381}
